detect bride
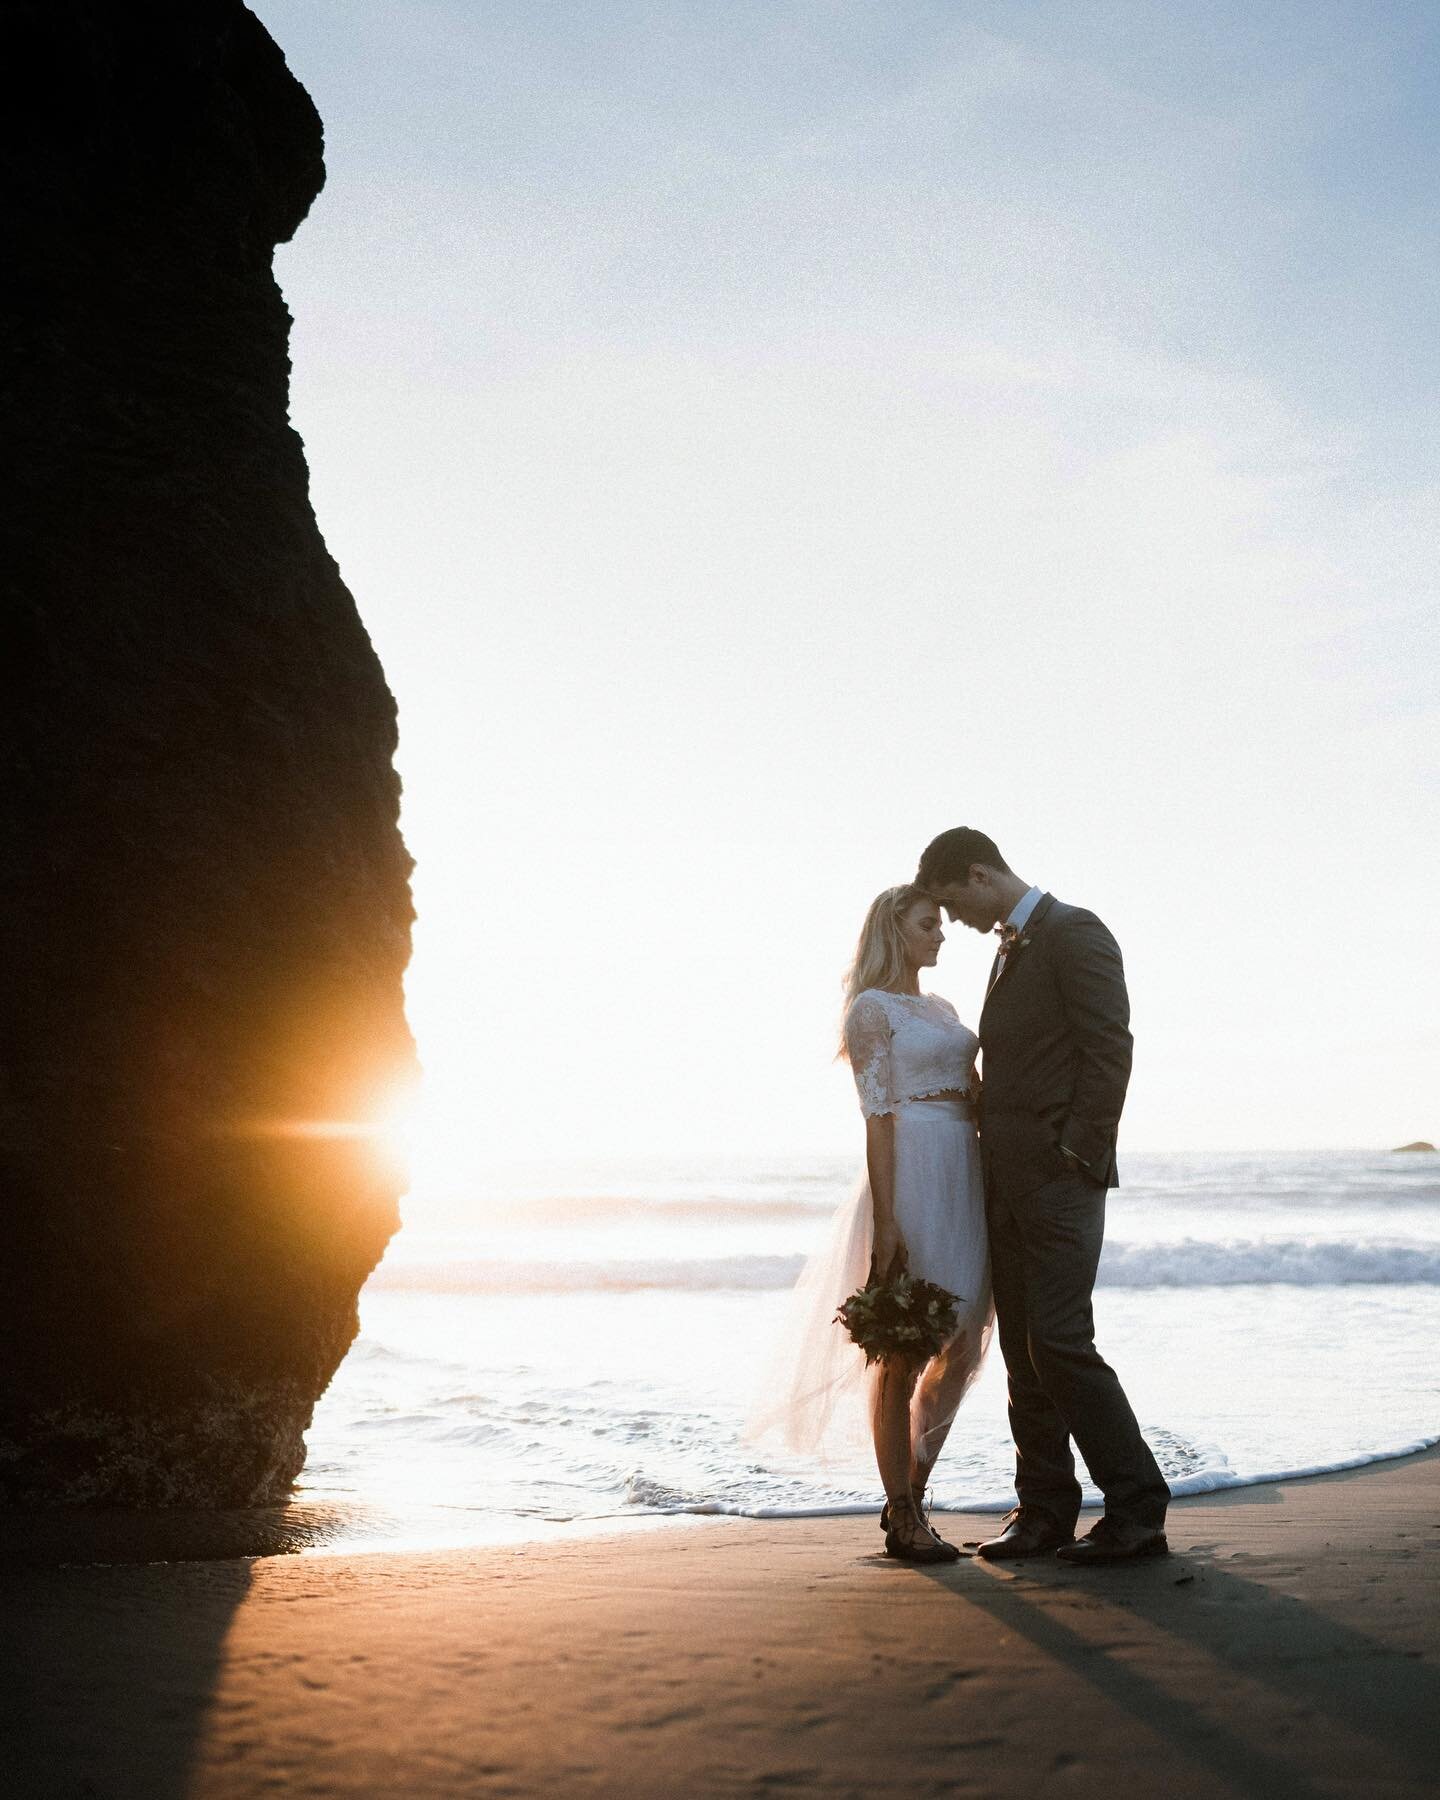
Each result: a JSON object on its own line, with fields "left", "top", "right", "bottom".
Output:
{"left": 746, "top": 885, "right": 992, "bottom": 1562}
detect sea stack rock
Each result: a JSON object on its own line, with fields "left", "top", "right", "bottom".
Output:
{"left": 0, "top": 2, "right": 416, "bottom": 1504}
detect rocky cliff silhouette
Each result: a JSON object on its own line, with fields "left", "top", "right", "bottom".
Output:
{"left": 0, "top": 1, "right": 416, "bottom": 1504}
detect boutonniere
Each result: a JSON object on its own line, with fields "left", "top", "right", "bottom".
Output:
{"left": 996, "top": 926, "right": 1031, "bottom": 954}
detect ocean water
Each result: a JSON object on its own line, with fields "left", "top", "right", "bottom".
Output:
{"left": 300, "top": 1149, "right": 1440, "bottom": 1542}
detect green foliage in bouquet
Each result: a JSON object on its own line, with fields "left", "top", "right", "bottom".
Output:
{"left": 834, "top": 1271, "right": 961, "bottom": 1366}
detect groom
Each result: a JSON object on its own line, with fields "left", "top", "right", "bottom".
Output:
{"left": 916, "top": 827, "right": 1170, "bottom": 1563}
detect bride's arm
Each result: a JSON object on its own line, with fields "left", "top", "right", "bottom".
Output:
{"left": 843, "top": 994, "right": 907, "bottom": 1280}
{"left": 865, "top": 1113, "right": 906, "bottom": 1280}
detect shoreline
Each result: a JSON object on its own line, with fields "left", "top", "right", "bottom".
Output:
{"left": 4, "top": 1442, "right": 1437, "bottom": 1797}
{"left": 6, "top": 1430, "right": 1439, "bottom": 1569}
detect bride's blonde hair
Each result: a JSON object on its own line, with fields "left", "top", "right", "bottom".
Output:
{"left": 838, "top": 883, "right": 926, "bottom": 1058}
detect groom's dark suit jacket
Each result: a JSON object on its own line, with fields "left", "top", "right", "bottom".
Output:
{"left": 978, "top": 893, "right": 1133, "bottom": 1199}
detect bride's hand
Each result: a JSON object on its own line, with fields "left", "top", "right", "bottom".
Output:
{"left": 871, "top": 1217, "right": 908, "bottom": 1284}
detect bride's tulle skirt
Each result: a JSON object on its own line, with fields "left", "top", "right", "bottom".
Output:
{"left": 744, "top": 1099, "right": 993, "bottom": 1466}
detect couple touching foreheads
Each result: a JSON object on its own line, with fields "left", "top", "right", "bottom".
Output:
{"left": 746, "top": 827, "right": 1170, "bottom": 1566}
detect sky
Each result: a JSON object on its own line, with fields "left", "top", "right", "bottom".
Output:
{"left": 248, "top": 0, "right": 1438, "bottom": 1199}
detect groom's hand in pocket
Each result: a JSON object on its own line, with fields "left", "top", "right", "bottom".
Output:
{"left": 1046, "top": 1136, "right": 1076, "bottom": 1178}
{"left": 1057, "top": 1140, "right": 1104, "bottom": 1185}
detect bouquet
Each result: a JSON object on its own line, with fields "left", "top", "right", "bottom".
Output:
{"left": 834, "top": 1270, "right": 961, "bottom": 1366}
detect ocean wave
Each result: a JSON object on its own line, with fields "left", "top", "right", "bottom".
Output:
{"left": 615, "top": 1433, "right": 1440, "bottom": 1519}
{"left": 367, "top": 1237, "right": 1440, "bottom": 1296}
{"left": 1098, "top": 1238, "right": 1440, "bottom": 1287}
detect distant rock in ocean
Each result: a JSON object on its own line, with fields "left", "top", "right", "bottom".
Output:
{"left": 1393, "top": 1141, "right": 1436, "bottom": 1154}
{"left": 0, "top": 3, "right": 416, "bottom": 1504}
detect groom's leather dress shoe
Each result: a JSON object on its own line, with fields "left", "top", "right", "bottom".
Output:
{"left": 1054, "top": 1516, "right": 1169, "bottom": 1565}
{"left": 975, "top": 1507, "right": 1074, "bottom": 1561}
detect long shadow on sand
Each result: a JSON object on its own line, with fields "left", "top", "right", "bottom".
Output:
{"left": 914, "top": 1533, "right": 1439, "bottom": 1800}
{"left": 1, "top": 1527, "right": 257, "bottom": 1800}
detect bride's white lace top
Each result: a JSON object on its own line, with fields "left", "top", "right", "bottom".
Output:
{"left": 843, "top": 989, "right": 980, "bottom": 1119}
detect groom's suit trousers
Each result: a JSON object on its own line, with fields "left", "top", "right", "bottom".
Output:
{"left": 986, "top": 1170, "right": 1169, "bottom": 1530}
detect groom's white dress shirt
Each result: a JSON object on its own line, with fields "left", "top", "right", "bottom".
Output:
{"left": 1003, "top": 885, "right": 1044, "bottom": 937}
{"left": 991, "top": 885, "right": 1043, "bottom": 984}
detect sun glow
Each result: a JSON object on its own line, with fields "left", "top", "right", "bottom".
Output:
{"left": 218, "top": 1078, "right": 422, "bottom": 1195}
{"left": 371, "top": 1078, "right": 423, "bottom": 1190}
{"left": 393, "top": 1078, "right": 493, "bottom": 1225}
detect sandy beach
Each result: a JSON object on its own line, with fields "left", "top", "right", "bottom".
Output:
{"left": 4, "top": 1447, "right": 1437, "bottom": 1799}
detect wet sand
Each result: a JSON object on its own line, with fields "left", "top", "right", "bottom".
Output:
{"left": 4, "top": 1447, "right": 1437, "bottom": 1797}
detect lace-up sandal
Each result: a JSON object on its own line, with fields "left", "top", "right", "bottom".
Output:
{"left": 879, "top": 1484, "right": 925, "bottom": 1532}
{"left": 880, "top": 1486, "right": 959, "bottom": 1550}
{"left": 883, "top": 1493, "right": 962, "bottom": 1564}
{"left": 916, "top": 1495, "right": 963, "bottom": 1557}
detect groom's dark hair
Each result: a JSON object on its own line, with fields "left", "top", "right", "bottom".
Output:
{"left": 916, "top": 827, "right": 1011, "bottom": 889}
